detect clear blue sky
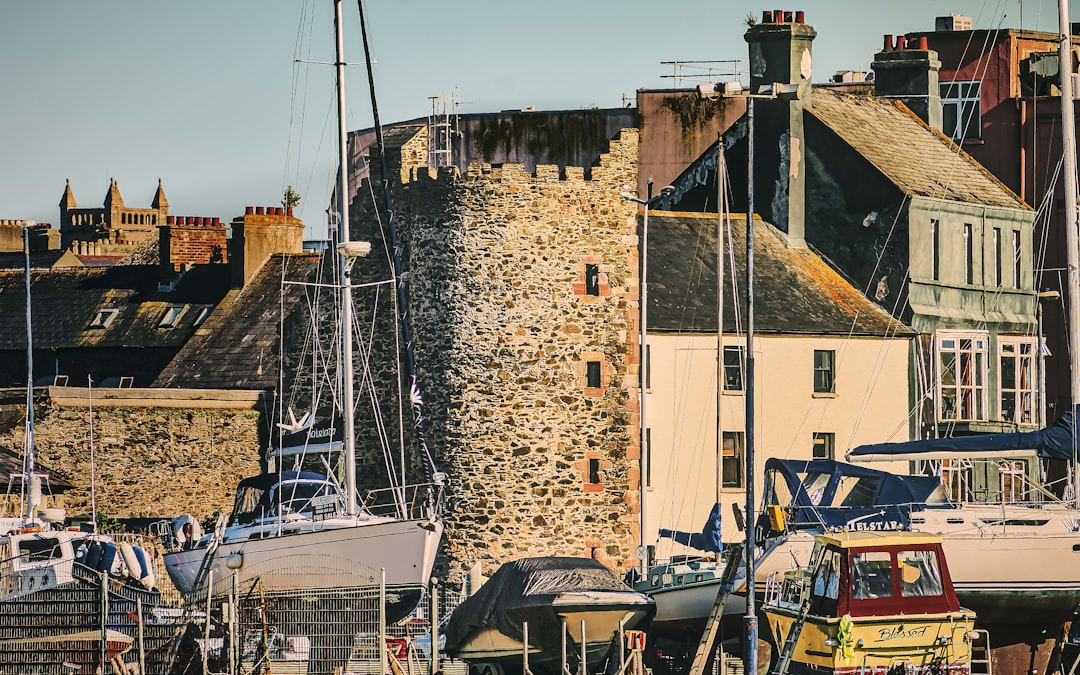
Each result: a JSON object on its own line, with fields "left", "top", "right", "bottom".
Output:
{"left": 0, "top": 1, "right": 1071, "bottom": 240}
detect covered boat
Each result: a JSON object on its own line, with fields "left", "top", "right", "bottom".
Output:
{"left": 443, "top": 557, "right": 655, "bottom": 675}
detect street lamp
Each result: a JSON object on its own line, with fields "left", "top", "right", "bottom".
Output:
{"left": 621, "top": 179, "right": 674, "bottom": 575}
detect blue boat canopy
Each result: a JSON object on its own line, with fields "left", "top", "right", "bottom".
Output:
{"left": 848, "top": 412, "right": 1078, "bottom": 462}
{"left": 760, "top": 458, "right": 949, "bottom": 535}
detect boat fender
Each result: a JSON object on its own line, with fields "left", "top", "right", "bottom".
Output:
{"left": 75, "top": 538, "right": 89, "bottom": 564}
{"left": 98, "top": 541, "right": 118, "bottom": 574}
{"left": 225, "top": 552, "right": 243, "bottom": 569}
{"left": 133, "top": 545, "right": 156, "bottom": 589}
{"left": 84, "top": 541, "right": 102, "bottom": 570}
{"left": 837, "top": 614, "right": 855, "bottom": 661}
{"left": 120, "top": 542, "right": 140, "bottom": 581}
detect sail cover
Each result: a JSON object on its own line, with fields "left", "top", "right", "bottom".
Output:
{"left": 443, "top": 557, "right": 651, "bottom": 656}
{"left": 658, "top": 502, "right": 723, "bottom": 553}
{"left": 848, "top": 412, "right": 1078, "bottom": 462}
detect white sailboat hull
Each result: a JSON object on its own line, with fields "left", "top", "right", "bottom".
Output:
{"left": 164, "top": 514, "right": 442, "bottom": 618}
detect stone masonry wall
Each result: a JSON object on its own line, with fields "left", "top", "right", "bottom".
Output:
{"left": 0, "top": 389, "right": 262, "bottom": 522}
{"left": 350, "top": 129, "right": 643, "bottom": 578}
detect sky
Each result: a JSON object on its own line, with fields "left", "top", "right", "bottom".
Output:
{"left": 0, "top": 1, "right": 1074, "bottom": 240}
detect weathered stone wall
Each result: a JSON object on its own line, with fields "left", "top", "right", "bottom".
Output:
{"left": 350, "top": 129, "right": 643, "bottom": 577}
{"left": 0, "top": 388, "right": 263, "bottom": 523}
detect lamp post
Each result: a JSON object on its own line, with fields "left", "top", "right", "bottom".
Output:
{"left": 621, "top": 179, "right": 674, "bottom": 575}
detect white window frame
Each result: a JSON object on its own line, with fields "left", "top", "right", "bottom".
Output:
{"left": 158, "top": 305, "right": 186, "bottom": 329}
{"left": 941, "top": 80, "right": 982, "bottom": 141}
{"left": 89, "top": 308, "right": 119, "bottom": 329}
{"left": 936, "top": 330, "right": 989, "bottom": 422}
{"left": 999, "top": 336, "right": 1038, "bottom": 425}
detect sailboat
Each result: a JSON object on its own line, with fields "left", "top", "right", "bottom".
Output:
{"left": 160, "top": 0, "right": 443, "bottom": 624}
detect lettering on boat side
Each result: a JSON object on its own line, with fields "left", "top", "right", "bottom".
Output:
{"left": 844, "top": 520, "right": 901, "bottom": 532}
{"left": 309, "top": 426, "right": 336, "bottom": 439}
{"left": 875, "top": 625, "right": 929, "bottom": 642}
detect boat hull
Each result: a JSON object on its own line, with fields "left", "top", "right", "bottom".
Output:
{"left": 164, "top": 515, "right": 442, "bottom": 622}
{"left": 763, "top": 608, "right": 974, "bottom": 675}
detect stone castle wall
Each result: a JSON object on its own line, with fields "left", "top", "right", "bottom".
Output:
{"left": 350, "top": 128, "right": 643, "bottom": 577}
{"left": 0, "top": 388, "right": 263, "bottom": 523}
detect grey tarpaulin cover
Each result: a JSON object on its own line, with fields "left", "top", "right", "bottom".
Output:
{"left": 443, "top": 557, "right": 646, "bottom": 656}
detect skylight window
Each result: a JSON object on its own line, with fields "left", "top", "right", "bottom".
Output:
{"left": 193, "top": 307, "right": 212, "bottom": 327}
{"left": 159, "top": 305, "right": 187, "bottom": 329}
{"left": 89, "top": 309, "right": 119, "bottom": 329}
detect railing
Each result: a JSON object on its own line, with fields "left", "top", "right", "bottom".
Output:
{"left": 362, "top": 481, "right": 445, "bottom": 520}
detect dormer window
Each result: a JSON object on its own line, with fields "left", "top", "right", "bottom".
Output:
{"left": 159, "top": 305, "right": 187, "bottom": 329}
{"left": 89, "top": 309, "right": 118, "bottom": 329}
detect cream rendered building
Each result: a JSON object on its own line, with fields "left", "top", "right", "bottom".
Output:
{"left": 640, "top": 212, "right": 915, "bottom": 553}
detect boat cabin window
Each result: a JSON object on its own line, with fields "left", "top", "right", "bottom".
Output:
{"left": 852, "top": 551, "right": 893, "bottom": 599}
{"left": 231, "top": 485, "right": 267, "bottom": 524}
{"left": 898, "top": 549, "right": 944, "bottom": 597}
{"left": 17, "top": 537, "right": 64, "bottom": 563}
{"left": 803, "top": 472, "right": 831, "bottom": 506}
{"left": 834, "top": 475, "right": 881, "bottom": 507}
{"left": 763, "top": 469, "right": 793, "bottom": 509}
{"left": 812, "top": 550, "right": 841, "bottom": 600}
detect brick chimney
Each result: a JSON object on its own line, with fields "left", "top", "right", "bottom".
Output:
{"left": 229, "top": 206, "right": 304, "bottom": 288}
{"left": 744, "top": 9, "right": 816, "bottom": 247}
{"left": 872, "top": 35, "right": 943, "bottom": 131}
{"left": 159, "top": 215, "right": 228, "bottom": 276}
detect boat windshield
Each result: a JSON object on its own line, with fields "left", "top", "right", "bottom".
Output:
{"left": 267, "top": 480, "right": 341, "bottom": 518}
{"left": 898, "top": 549, "right": 944, "bottom": 597}
{"left": 852, "top": 551, "right": 893, "bottom": 599}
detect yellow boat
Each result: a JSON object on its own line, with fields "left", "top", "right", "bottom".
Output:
{"left": 761, "top": 530, "right": 976, "bottom": 675}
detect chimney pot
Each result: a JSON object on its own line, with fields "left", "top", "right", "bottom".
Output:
{"left": 883, "top": 34, "right": 893, "bottom": 51}
{"left": 255, "top": 207, "right": 265, "bottom": 215}
{"left": 795, "top": 10, "right": 804, "bottom": 23}
{"left": 774, "top": 8, "right": 782, "bottom": 22}
{"left": 167, "top": 216, "right": 175, "bottom": 225}
{"left": 917, "top": 36, "right": 929, "bottom": 50}
{"left": 762, "top": 10, "right": 773, "bottom": 22}
{"left": 245, "top": 206, "right": 254, "bottom": 215}
{"left": 287, "top": 207, "right": 294, "bottom": 217}
{"left": 896, "top": 35, "right": 908, "bottom": 50}
{"left": 277, "top": 207, "right": 285, "bottom": 216}
{"left": 214, "top": 217, "right": 221, "bottom": 227}
{"left": 783, "top": 11, "right": 793, "bottom": 22}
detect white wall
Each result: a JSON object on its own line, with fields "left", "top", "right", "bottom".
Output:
{"left": 643, "top": 332, "right": 912, "bottom": 556}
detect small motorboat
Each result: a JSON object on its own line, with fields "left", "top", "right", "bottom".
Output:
{"left": 760, "top": 530, "right": 977, "bottom": 675}
{"left": 443, "top": 557, "right": 655, "bottom": 675}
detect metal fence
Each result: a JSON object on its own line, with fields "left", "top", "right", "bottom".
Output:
{"left": 0, "top": 535, "right": 190, "bottom": 675}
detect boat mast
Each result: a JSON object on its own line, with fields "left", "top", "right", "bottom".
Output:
{"left": 716, "top": 136, "right": 725, "bottom": 505}
{"left": 333, "top": 0, "right": 359, "bottom": 516}
{"left": 22, "top": 221, "right": 35, "bottom": 523}
{"left": 1058, "top": 0, "right": 1080, "bottom": 500}
{"left": 356, "top": 0, "right": 439, "bottom": 489}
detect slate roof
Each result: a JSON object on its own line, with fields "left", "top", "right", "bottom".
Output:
{"left": 154, "top": 253, "right": 322, "bottom": 390}
{"left": 647, "top": 211, "right": 913, "bottom": 337}
{"left": 807, "top": 89, "right": 1030, "bottom": 211}
{"left": 0, "top": 250, "right": 83, "bottom": 270}
{"left": 0, "top": 265, "right": 229, "bottom": 351}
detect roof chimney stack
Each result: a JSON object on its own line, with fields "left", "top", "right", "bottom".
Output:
{"left": 872, "top": 34, "right": 943, "bottom": 131}
{"left": 743, "top": 9, "right": 816, "bottom": 246}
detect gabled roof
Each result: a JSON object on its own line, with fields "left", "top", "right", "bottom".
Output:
{"left": 0, "top": 265, "right": 229, "bottom": 351}
{"left": 807, "top": 89, "right": 1030, "bottom": 211}
{"left": 154, "top": 253, "right": 321, "bottom": 390}
{"left": 647, "top": 212, "right": 913, "bottom": 337}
